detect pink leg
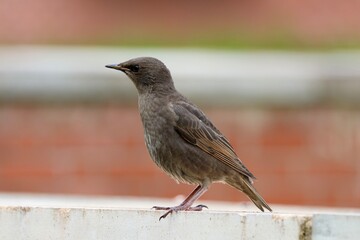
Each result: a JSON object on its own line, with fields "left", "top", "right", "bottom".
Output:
{"left": 153, "top": 184, "right": 209, "bottom": 220}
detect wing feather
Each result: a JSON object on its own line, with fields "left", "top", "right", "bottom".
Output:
{"left": 172, "top": 102, "right": 255, "bottom": 179}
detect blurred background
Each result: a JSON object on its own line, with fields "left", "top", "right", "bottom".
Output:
{"left": 0, "top": 0, "right": 359, "bottom": 209}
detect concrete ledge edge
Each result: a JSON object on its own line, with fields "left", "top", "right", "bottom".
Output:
{"left": 1, "top": 204, "right": 359, "bottom": 240}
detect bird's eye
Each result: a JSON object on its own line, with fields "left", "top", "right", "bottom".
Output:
{"left": 129, "top": 64, "right": 140, "bottom": 72}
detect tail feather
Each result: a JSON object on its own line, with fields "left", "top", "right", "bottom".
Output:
{"left": 227, "top": 177, "right": 272, "bottom": 212}
{"left": 243, "top": 180, "right": 272, "bottom": 212}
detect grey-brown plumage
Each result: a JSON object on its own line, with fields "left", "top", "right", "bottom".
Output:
{"left": 106, "top": 57, "right": 272, "bottom": 220}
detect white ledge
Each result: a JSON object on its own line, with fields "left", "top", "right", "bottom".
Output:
{"left": 0, "top": 193, "right": 359, "bottom": 240}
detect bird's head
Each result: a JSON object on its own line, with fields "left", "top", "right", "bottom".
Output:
{"left": 106, "top": 57, "right": 175, "bottom": 94}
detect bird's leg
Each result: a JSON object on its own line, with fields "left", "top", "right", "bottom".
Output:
{"left": 153, "top": 184, "right": 209, "bottom": 220}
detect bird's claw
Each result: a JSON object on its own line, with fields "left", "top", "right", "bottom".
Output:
{"left": 153, "top": 204, "right": 209, "bottom": 221}
{"left": 191, "top": 204, "right": 208, "bottom": 211}
{"left": 159, "top": 209, "right": 174, "bottom": 220}
{"left": 152, "top": 206, "right": 170, "bottom": 210}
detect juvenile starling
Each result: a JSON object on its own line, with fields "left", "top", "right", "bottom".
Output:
{"left": 106, "top": 57, "right": 272, "bottom": 220}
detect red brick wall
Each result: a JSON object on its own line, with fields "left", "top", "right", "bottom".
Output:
{"left": 1, "top": 0, "right": 360, "bottom": 46}
{"left": 0, "top": 105, "right": 359, "bottom": 207}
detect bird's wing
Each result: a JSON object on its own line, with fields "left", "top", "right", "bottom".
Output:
{"left": 171, "top": 102, "right": 255, "bottom": 179}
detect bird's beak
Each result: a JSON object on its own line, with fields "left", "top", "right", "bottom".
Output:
{"left": 105, "top": 64, "right": 128, "bottom": 72}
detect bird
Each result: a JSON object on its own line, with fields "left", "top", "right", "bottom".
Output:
{"left": 106, "top": 57, "right": 272, "bottom": 220}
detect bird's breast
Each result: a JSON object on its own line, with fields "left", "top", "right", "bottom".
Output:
{"left": 144, "top": 128, "right": 162, "bottom": 161}
{"left": 139, "top": 95, "right": 172, "bottom": 161}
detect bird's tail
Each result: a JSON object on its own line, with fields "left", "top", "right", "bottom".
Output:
{"left": 227, "top": 177, "right": 272, "bottom": 212}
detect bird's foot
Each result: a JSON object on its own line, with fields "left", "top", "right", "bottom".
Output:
{"left": 152, "top": 204, "right": 208, "bottom": 220}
